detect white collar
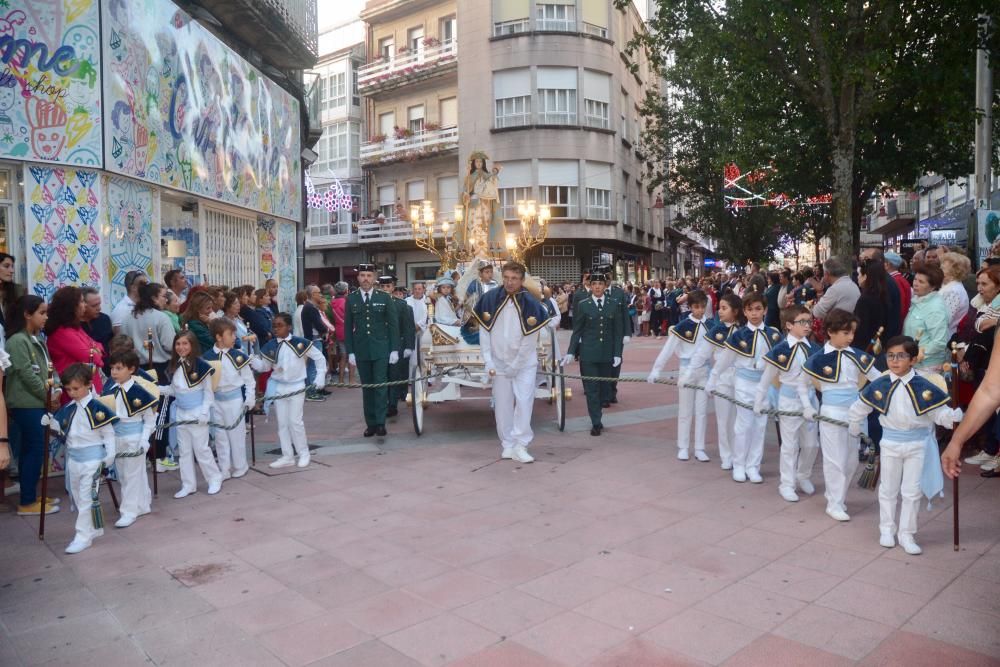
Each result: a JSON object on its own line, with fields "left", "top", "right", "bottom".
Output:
{"left": 688, "top": 315, "right": 705, "bottom": 324}
{"left": 889, "top": 370, "right": 916, "bottom": 384}
{"left": 75, "top": 393, "right": 93, "bottom": 410}
{"left": 824, "top": 342, "right": 849, "bottom": 353}
{"left": 120, "top": 378, "right": 135, "bottom": 391}
{"left": 592, "top": 294, "right": 606, "bottom": 305}
{"left": 747, "top": 321, "right": 765, "bottom": 331}
{"left": 786, "top": 334, "right": 804, "bottom": 345}
{"left": 214, "top": 346, "right": 230, "bottom": 355}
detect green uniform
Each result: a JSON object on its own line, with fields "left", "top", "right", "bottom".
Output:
{"left": 344, "top": 289, "right": 400, "bottom": 427}
{"left": 388, "top": 296, "right": 415, "bottom": 408}
{"left": 605, "top": 284, "right": 631, "bottom": 401}
{"left": 568, "top": 294, "right": 624, "bottom": 428}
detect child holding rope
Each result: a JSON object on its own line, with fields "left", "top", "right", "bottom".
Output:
{"left": 847, "top": 336, "right": 962, "bottom": 554}
{"left": 203, "top": 319, "right": 255, "bottom": 479}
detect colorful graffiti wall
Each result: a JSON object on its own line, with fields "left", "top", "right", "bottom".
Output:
{"left": 257, "top": 215, "right": 296, "bottom": 312}
{"left": 106, "top": 177, "right": 158, "bottom": 306}
{"left": 24, "top": 164, "right": 102, "bottom": 300}
{"left": 101, "top": 0, "right": 302, "bottom": 220}
{"left": 0, "top": 0, "right": 103, "bottom": 165}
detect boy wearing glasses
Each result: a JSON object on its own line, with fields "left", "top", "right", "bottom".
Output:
{"left": 753, "top": 305, "right": 820, "bottom": 502}
{"left": 847, "top": 336, "right": 961, "bottom": 555}
{"left": 804, "top": 309, "right": 881, "bottom": 522}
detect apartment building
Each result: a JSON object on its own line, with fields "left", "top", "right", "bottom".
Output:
{"left": 355, "top": 0, "right": 665, "bottom": 286}
{"left": 305, "top": 21, "right": 368, "bottom": 285}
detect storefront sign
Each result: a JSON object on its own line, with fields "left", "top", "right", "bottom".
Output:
{"left": 978, "top": 209, "right": 1000, "bottom": 265}
{"left": 0, "top": 1, "right": 103, "bottom": 165}
{"left": 102, "top": 1, "right": 301, "bottom": 219}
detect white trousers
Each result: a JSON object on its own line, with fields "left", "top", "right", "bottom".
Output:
{"left": 777, "top": 395, "right": 818, "bottom": 494}
{"left": 677, "top": 366, "right": 708, "bottom": 452}
{"left": 67, "top": 457, "right": 104, "bottom": 545}
{"left": 732, "top": 377, "right": 767, "bottom": 473}
{"left": 116, "top": 438, "right": 151, "bottom": 518}
{"left": 819, "top": 404, "right": 859, "bottom": 512}
{"left": 275, "top": 391, "right": 308, "bottom": 459}
{"left": 177, "top": 420, "right": 222, "bottom": 492}
{"left": 714, "top": 379, "right": 736, "bottom": 466}
{"left": 493, "top": 365, "right": 537, "bottom": 451}
{"left": 878, "top": 438, "right": 925, "bottom": 540}
{"left": 212, "top": 398, "right": 248, "bottom": 475}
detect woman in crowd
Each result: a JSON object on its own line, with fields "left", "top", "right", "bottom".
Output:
{"left": 163, "top": 290, "right": 182, "bottom": 332}
{"left": 433, "top": 277, "right": 461, "bottom": 326}
{"left": 329, "top": 282, "right": 348, "bottom": 384}
{"left": 764, "top": 272, "right": 782, "bottom": 328}
{"left": 958, "top": 264, "right": 1000, "bottom": 473}
{"left": 648, "top": 280, "right": 665, "bottom": 338}
{"left": 0, "top": 252, "right": 23, "bottom": 348}
{"left": 938, "top": 252, "right": 972, "bottom": 338}
{"left": 854, "top": 258, "right": 890, "bottom": 353}
{"left": 293, "top": 290, "right": 307, "bottom": 338}
{"left": 122, "top": 282, "right": 176, "bottom": 381}
{"left": 556, "top": 285, "right": 570, "bottom": 330}
{"left": 182, "top": 290, "right": 216, "bottom": 352}
{"left": 45, "top": 286, "right": 104, "bottom": 399}
{"left": 6, "top": 295, "right": 57, "bottom": 515}
{"left": 902, "top": 265, "right": 950, "bottom": 373}
{"left": 238, "top": 285, "right": 272, "bottom": 344}
{"left": 222, "top": 291, "right": 251, "bottom": 347}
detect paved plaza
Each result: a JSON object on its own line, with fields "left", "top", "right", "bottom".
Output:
{"left": 1, "top": 334, "right": 999, "bottom": 666}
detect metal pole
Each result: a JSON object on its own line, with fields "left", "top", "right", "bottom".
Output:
{"left": 972, "top": 14, "right": 994, "bottom": 260}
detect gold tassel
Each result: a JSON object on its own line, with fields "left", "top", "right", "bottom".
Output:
{"left": 857, "top": 446, "right": 880, "bottom": 490}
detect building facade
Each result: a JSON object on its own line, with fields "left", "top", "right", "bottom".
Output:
{"left": 353, "top": 0, "right": 663, "bottom": 286}
{"left": 0, "top": 0, "right": 316, "bottom": 312}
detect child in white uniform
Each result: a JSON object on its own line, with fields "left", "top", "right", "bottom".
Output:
{"left": 847, "top": 335, "right": 962, "bottom": 554}
{"left": 162, "top": 331, "right": 222, "bottom": 498}
{"left": 102, "top": 350, "right": 157, "bottom": 527}
{"left": 803, "top": 309, "right": 881, "bottom": 522}
{"left": 251, "top": 313, "right": 327, "bottom": 469}
{"left": 705, "top": 291, "right": 783, "bottom": 483}
{"left": 647, "top": 290, "right": 711, "bottom": 461}
{"left": 683, "top": 293, "right": 743, "bottom": 469}
{"left": 203, "top": 319, "right": 255, "bottom": 479}
{"left": 51, "top": 364, "right": 118, "bottom": 554}
{"left": 753, "top": 305, "right": 819, "bottom": 502}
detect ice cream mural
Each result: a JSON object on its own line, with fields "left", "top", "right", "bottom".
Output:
{"left": 0, "top": 0, "right": 103, "bottom": 165}
{"left": 102, "top": 0, "right": 302, "bottom": 220}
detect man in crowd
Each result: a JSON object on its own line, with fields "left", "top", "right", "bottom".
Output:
{"left": 382, "top": 278, "right": 414, "bottom": 417}
{"left": 472, "top": 262, "right": 551, "bottom": 464}
{"left": 265, "top": 278, "right": 280, "bottom": 315}
{"left": 80, "top": 287, "right": 113, "bottom": 365}
{"left": 111, "top": 270, "right": 148, "bottom": 334}
{"left": 884, "top": 251, "right": 911, "bottom": 321}
{"left": 405, "top": 281, "right": 429, "bottom": 373}
{"left": 812, "top": 256, "right": 860, "bottom": 320}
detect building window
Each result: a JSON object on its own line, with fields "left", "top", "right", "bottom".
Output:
{"left": 351, "top": 61, "right": 360, "bottom": 105}
{"left": 586, "top": 188, "right": 611, "bottom": 219}
{"left": 378, "top": 36, "right": 394, "bottom": 60}
{"left": 407, "top": 26, "right": 424, "bottom": 53}
{"left": 583, "top": 70, "right": 611, "bottom": 129}
{"left": 439, "top": 97, "right": 458, "bottom": 128}
{"left": 329, "top": 72, "right": 346, "bottom": 109}
{"left": 202, "top": 206, "right": 258, "bottom": 288}
{"left": 406, "top": 180, "right": 426, "bottom": 208}
{"left": 538, "top": 89, "right": 577, "bottom": 125}
{"left": 378, "top": 184, "right": 396, "bottom": 219}
{"left": 500, "top": 187, "right": 531, "bottom": 219}
{"left": 495, "top": 96, "right": 531, "bottom": 128}
{"left": 540, "top": 185, "right": 578, "bottom": 219}
{"left": 536, "top": 3, "right": 575, "bottom": 32}
{"left": 407, "top": 105, "right": 425, "bottom": 134}
{"left": 440, "top": 16, "right": 457, "bottom": 44}
{"left": 584, "top": 99, "right": 609, "bottom": 129}
{"left": 493, "top": 0, "right": 530, "bottom": 35}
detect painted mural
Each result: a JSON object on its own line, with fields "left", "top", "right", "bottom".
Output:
{"left": 24, "top": 164, "right": 102, "bottom": 300}
{"left": 101, "top": 0, "right": 302, "bottom": 220}
{"left": 257, "top": 216, "right": 277, "bottom": 281}
{"left": 106, "top": 177, "right": 158, "bottom": 306}
{"left": 0, "top": 0, "right": 103, "bottom": 165}
{"left": 276, "top": 219, "right": 296, "bottom": 313}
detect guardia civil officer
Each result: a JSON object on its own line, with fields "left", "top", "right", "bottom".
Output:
{"left": 344, "top": 264, "right": 400, "bottom": 437}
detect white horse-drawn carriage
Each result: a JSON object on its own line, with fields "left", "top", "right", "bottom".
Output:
{"left": 405, "top": 317, "right": 569, "bottom": 436}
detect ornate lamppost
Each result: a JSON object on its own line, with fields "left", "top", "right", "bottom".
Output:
{"left": 506, "top": 200, "right": 551, "bottom": 264}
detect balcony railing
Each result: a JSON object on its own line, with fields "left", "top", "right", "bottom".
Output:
{"left": 537, "top": 18, "right": 575, "bottom": 32}
{"left": 493, "top": 18, "right": 530, "bottom": 36}
{"left": 537, "top": 111, "right": 577, "bottom": 125}
{"left": 357, "top": 216, "right": 453, "bottom": 244}
{"left": 582, "top": 22, "right": 608, "bottom": 38}
{"left": 361, "top": 126, "right": 459, "bottom": 165}
{"left": 358, "top": 40, "right": 457, "bottom": 92}
{"left": 306, "top": 222, "right": 356, "bottom": 248}
{"left": 869, "top": 195, "right": 918, "bottom": 232}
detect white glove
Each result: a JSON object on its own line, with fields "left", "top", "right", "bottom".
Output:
{"left": 159, "top": 385, "right": 174, "bottom": 397}
{"left": 704, "top": 378, "right": 717, "bottom": 394}
{"left": 245, "top": 396, "right": 256, "bottom": 410}
{"left": 389, "top": 351, "right": 399, "bottom": 365}
{"left": 947, "top": 407, "right": 964, "bottom": 428}
{"left": 623, "top": 336, "right": 631, "bottom": 345}
{"left": 103, "top": 455, "right": 115, "bottom": 469}
{"left": 848, "top": 422, "right": 861, "bottom": 437}
{"left": 197, "top": 413, "right": 210, "bottom": 427}
{"left": 403, "top": 349, "right": 412, "bottom": 359}
{"left": 802, "top": 406, "right": 817, "bottom": 422}
{"left": 348, "top": 353, "right": 357, "bottom": 367}
{"left": 612, "top": 356, "right": 621, "bottom": 368}
{"left": 646, "top": 371, "right": 660, "bottom": 385}
{"left": 141, "top": 440, "right": 151, "bottom": 454}
{"left": 561, "top": 354, "right": 575, "bottom": 366}
{"left": 753, "top": 401, "right": 766, "bottom": 416}
{"left": 43, "top": 414, "right": 61, "bottom": 434}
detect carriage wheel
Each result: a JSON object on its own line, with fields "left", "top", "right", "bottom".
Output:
{"left": 555, "top": 361, "right": 566, "bottom": 432}
{"left": 411, "top": 349, "right": 425, "bottom": 436}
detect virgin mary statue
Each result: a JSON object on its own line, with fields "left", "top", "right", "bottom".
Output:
{"left": 460, "top": 151, "right": 505, "bottom": 257}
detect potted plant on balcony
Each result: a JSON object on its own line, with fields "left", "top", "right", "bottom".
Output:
{"left": 424, "top": 122, "right": 441, "bottom": 132}
{"left": 394, "top": 126, "right": 414, "bottom": 140}
{"left": 369, "top": 133, "right": 387, "bottom": 144}
{"left": 423, "top": 36, "right": 441, "bottom": 47}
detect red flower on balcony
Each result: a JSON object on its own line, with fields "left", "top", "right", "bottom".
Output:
{"left": 369, "top": 133, "right": 386, "bottom": 143}
{"left": 423, "top": 36, "right": 441, "bottom": 47}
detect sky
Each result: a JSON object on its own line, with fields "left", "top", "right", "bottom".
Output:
{"left": 319, "top": 0, "right": 365, "bottom": 31}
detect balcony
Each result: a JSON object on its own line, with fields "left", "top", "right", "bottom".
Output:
{"left": 195, "top": 0, "right": 317, "bottom": 68}
{"left": 307, "top": 222, "right": 357, "bottom": 248}
{"left": 357, "top": 216, "right": 453, "bottom": 245}
{"left": 361, "top": 126, "right": 459, "bottom": 166}
{"left": 358, "top": 40, "right": 457, "bottom": 94}
{"left": 870, "top": 194, "right": 918, "bottom": 235}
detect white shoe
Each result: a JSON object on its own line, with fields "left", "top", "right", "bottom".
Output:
{"left": 899, "top": 537, "right": 922, "bottom": 555}
{"left": 220, "top": 472, "right": 232, "bottom": 481}
{"left": 64, "top": 539, "right": 92, "bottom": 554}
{"left": 747, "top": 469, "right": 763, "bottom": 484}
{"left": 501, "top": 447, "right": 514, "bottom": 460}
{"left": 732, "top": 467, "right": 746, "bottom": 483}
{"left": 677, "top": 449, "right": 690, "bottom": 461}
{"left": 269, "top": 456, "right": 295, "bottom": 469}
{"left": 826, "top": 507, "right": 851, "bottom": 522}
{"left": 232, "top": 467, "right": 249, "bottom": 478}
{"left": 174, "top": 487, "right": 196, "bottom": 499}
{"left": 207, "top": 481, "right": 222, "bottom": 495}
{"left": 512, "top": 447, "right": 534, "bottom": 464}
{"left": 981, "top": 455, "right": 1000, "bottom": 471}
{"left": 114, "top": 514, "right": 137, "bottom": 528}
{"left": 297, "top": 455, "right": 310, "bottom": 468}
{"left": 964, "top": 450, "right": 994, "bottom": 465}
{"left": 4, "top": 482, "right": 20, "bottom": 497}
{"left": 879, "top": 533, "right": 895, "bottom": 548}
{"left": 779, "top": 488, "right": 799, "bottom": 502}
{"left": 694, "top": 450, "right": 710, "bottom": 462}
{"left": 798, "top": 479, "right": 815, "bottom": 495}
{"left": 720, "top": 460, "right": 733, "bottom": 471}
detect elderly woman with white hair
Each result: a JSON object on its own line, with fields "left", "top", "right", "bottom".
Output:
{"left": 938, "top": 251, "right": 971, "bottom": 338}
